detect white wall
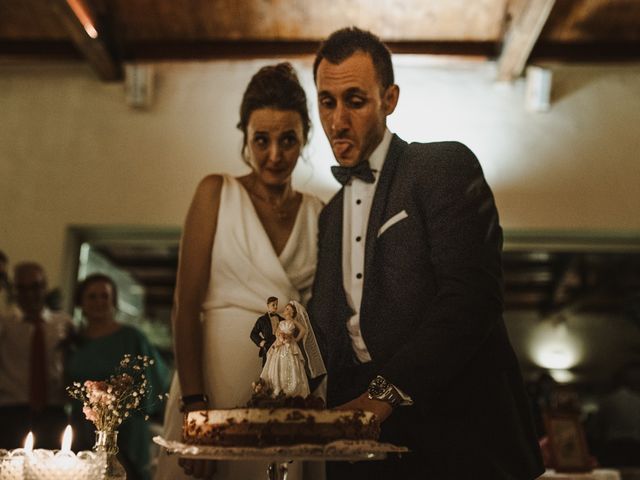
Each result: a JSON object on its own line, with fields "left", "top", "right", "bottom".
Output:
{"left": 1, "top": 57, "right": 640, "bottom": 286}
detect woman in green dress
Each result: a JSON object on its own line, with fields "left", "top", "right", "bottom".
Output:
{"left": 66, "top": 273, "right": 170, "bottom": 480}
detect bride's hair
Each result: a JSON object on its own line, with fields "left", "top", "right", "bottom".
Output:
{"left": 286, "top": 302, "right": 298, "bottom": 318}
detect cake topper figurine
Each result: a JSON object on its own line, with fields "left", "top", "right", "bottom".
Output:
{"left": 250, "top": 296, "right": 283, "bottom": 366}
{"left": 260, "top": 301, "right": 310, "bottom": 397}
{"left": 257, "top": 299, "right": 327, "bottom": 400}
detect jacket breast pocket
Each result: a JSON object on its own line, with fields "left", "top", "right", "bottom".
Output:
{"left": 377, "top": 210, "right": 409, "bottom": 238}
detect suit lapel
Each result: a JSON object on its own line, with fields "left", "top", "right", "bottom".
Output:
{"left": 363, "top": 134, "right": 407, "bottom": 292}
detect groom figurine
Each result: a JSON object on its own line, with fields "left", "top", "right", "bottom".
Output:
{"left": 250, "top": 296, "right": 283, "bottom": 366}
{"left": 309, "top": 27, "right": 544, "bottom": 479}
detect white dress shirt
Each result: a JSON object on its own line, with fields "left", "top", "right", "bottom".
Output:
{"left": 342, "top": 129, "right": 393, "bottom": 363}
{"left": 0, "top": 307, "right": 72, "bottom": 406}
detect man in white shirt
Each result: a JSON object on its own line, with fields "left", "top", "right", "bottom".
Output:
{"left": 309, "top": 27, "right": 543, "bottom": 479}
{"left": 0, "top": 262, "right": 72, "bottom": 449}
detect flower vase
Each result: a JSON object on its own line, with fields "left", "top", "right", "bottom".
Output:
{"left": 94, "top": 430, "right": 127, "bottom": 480}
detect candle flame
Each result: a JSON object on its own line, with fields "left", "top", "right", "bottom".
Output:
{"left": 24, "top": 432, "right": 34, "bottom": 452}
{"left": 61, "top": 425, "right": 73, "bottom": 452}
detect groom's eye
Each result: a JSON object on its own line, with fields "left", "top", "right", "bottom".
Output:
{"left": 347, "top": 95, "right": 366, "bottom": 108}
{"left": 318, "top": 96, "right": 335, "bottom": 109}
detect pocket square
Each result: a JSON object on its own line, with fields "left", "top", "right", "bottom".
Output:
{"left": 377, "top": 210, "right": 408, "bottom": 237}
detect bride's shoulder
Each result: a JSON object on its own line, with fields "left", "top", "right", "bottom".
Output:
{"left": 197, "top": 174, "right": 224, "bottom": 193}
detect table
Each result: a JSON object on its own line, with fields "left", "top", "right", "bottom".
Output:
{"left": 540, "top": 469, "right": 621, "bottom": 480}
{"left": 153, "top": 436, "right": 409, "bottom": 480}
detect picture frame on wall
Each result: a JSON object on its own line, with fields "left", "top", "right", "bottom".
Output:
{"left": 544, "top": 412, "right": 593, "bottom": 473}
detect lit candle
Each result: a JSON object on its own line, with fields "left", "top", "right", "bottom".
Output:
{"left": 61, "top": 425, "right": 73, "bottom": 453}
{"left": 23, "top": 426, "right": 102, "bottom": 480}
{"left": 24, "top": 432, "right": 34, "bottom": 452}
{"left": 0, "top": 432, "right": 33, "bottom": 480}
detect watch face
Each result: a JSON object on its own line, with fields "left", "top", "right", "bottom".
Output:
{"left": 368, "top": 376, "right": 389, "bottom": 397}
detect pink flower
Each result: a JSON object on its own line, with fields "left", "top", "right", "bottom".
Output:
{"left": 83, "top": 406, "right": 97, "bottom": 422}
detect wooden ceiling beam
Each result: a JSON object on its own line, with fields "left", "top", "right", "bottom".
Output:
{"left": 497, "top": 0, "right": 556, "bottom": 81}
{"left": 49, "top": 0, "right": 122, "bottom": 81}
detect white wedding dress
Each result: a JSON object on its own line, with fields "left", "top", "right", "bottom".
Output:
{"left": 155, "top": 175, "right": 323, "bottom": 480}
{"left": 260, "top": 318, "right": 310, "bottom": 398}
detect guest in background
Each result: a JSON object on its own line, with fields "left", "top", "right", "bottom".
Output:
{"left": 0, "top": 261, "right": 71, "bottom": 449}
{"left": 66, "top": 273, "right": 170, "bottom": 480}
{"left": 594, "top": 362, "right": 640, "bottom": 467}
{"left": 0, "top": 250, "right": 13, "bottom": 315}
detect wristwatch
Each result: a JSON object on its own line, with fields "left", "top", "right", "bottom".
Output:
{"left": 367, "top": 375, "right": 413, "bottom": 408}
{"left": 180, "top": 393, "right": 209, "bottom": 412}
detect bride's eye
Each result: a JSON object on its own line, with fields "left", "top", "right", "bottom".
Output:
{"left": 280, "top": 133, "right": 299, "bottom": 149}
{"left": 252, "top": 134, "right": 269, "bottom": 149}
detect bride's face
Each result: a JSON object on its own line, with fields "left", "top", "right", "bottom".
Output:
{"left": 283, "top": 304, "right": 293, "bottom": 318}
{"left": 246, "top": 108, "right": 304, "bottom": 188}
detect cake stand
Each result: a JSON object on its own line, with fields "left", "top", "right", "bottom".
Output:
{"left": 153, "top": 436, "right": 409, "bottom": 480}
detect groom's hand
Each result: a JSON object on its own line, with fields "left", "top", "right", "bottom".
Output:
{"left": 336, "top": 392, "right": 393, "bottom": 423}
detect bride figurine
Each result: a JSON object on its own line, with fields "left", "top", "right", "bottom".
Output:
{"left": 260, "top": 300, "right": 315, "bottom": 397}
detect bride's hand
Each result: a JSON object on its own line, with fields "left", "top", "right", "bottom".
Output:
{"left": 179, "top": 401, "right": 216, "bottom": 479}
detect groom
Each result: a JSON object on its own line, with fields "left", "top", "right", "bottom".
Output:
{"left": 309, "top": 27, "right": 544, "bottom": 479}
{"left": 250, "top": 296, "right": 283, "bottom": 366}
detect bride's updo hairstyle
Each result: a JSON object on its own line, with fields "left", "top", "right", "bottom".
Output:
{"left": 287, "top": 302, "right": 298, "bottom": 318}
{"left": 237, "top": 62, "right": 311, "bottom": 164}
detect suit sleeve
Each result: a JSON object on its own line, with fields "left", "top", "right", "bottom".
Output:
{"left": 380, "top": 142, "right": 504, "bottom": 406}
{"left": 250, "top": 318, "right": 264, "bottom": 347}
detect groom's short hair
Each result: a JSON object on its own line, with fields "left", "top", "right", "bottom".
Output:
{"left": 313, "top": 27, "right": 394, "bottom": 90}
{"left": 267, "top": 296, "right": 278, "bottom": 304}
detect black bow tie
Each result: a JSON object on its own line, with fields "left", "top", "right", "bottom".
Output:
{"left": 331, "top": 161, "right": 376, "bottom": 186}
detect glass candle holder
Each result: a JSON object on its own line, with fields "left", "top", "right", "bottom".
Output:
{"left": 23, "top": 448, "right": 103, "bottom": 480}
{"left": 0, "top": 448, "right": 30, "bottom": 480}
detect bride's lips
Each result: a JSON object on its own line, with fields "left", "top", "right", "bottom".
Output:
{"left": 332, "top": 140, "right": 353, "bottom": 157}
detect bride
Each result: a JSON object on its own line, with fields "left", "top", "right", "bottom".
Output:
{"left": 260, "top": 300, "right": 311, "bottom": 397}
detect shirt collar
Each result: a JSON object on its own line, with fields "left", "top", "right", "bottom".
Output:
{"left": 368, "top": 128, "right": 393, "bottom": 178}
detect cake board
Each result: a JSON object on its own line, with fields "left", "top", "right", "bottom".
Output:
{"left": 153, "top": 436, "right": 409, "bottom": 479}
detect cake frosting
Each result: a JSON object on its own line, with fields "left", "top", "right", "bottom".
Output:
{"left": 183, "top": 407, "right": 380, "bottom": 447}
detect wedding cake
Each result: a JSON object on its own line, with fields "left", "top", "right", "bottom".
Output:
{"left": 182, "top": 300, "right": 379, "bottom": 447}
{"left": 182, "top": 381, "right": 380, "bottom": 447}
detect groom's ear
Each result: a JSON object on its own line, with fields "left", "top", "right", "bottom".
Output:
{"left": 382, "top": 84, "right": 400, "bottom": 116}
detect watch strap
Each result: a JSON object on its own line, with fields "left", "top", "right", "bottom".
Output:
{"left": 180, "top": 393, "right": 209, "bottom": 412}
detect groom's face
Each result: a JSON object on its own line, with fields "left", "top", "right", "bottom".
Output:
{"left": 316, "top": 51, "right": 398, "bottom": 168}
{"left": 267, "top": 301, "right": 278, "bottom": 313}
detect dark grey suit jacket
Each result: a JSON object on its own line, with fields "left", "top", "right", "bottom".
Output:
{"left": 309, "top": 135, "right": 544, "bottom": 478}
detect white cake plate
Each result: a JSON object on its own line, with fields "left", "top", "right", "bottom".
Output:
{"left": 153, "top": 436, "right": 409, "bottom": 479}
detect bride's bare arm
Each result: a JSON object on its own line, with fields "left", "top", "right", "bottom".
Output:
{"left": 173, "top": 174, "right": 223, "bottom": 401}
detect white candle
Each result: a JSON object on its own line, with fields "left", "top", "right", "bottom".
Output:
{"left": 0, "top": 433, "right": 33, "bottom": 480}
{"left": 23, "top": 426, "right": 102, "bottom": 480}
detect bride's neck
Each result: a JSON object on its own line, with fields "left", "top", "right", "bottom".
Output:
{"left": 249, "top": 175, "right": 294, "bottom": 204}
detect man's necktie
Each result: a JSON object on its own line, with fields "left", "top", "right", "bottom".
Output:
{"left": 331, "top": 160, "right": 376, "bottom": 186}
{"left": 29, "top": 317, "right": 48, "bottom": 411}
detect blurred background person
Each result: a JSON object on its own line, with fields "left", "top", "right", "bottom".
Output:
{"left": 593, "top": 362, "right": 640, "bottom": 467}
{"left": 0, "top": 250, "right": 13, "bottom": 315}
{"left": 66, "top": 273, "right": 170, "bottom": 480}
{"left": 0, "top": 261, "right": 71, "bottom": 448}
